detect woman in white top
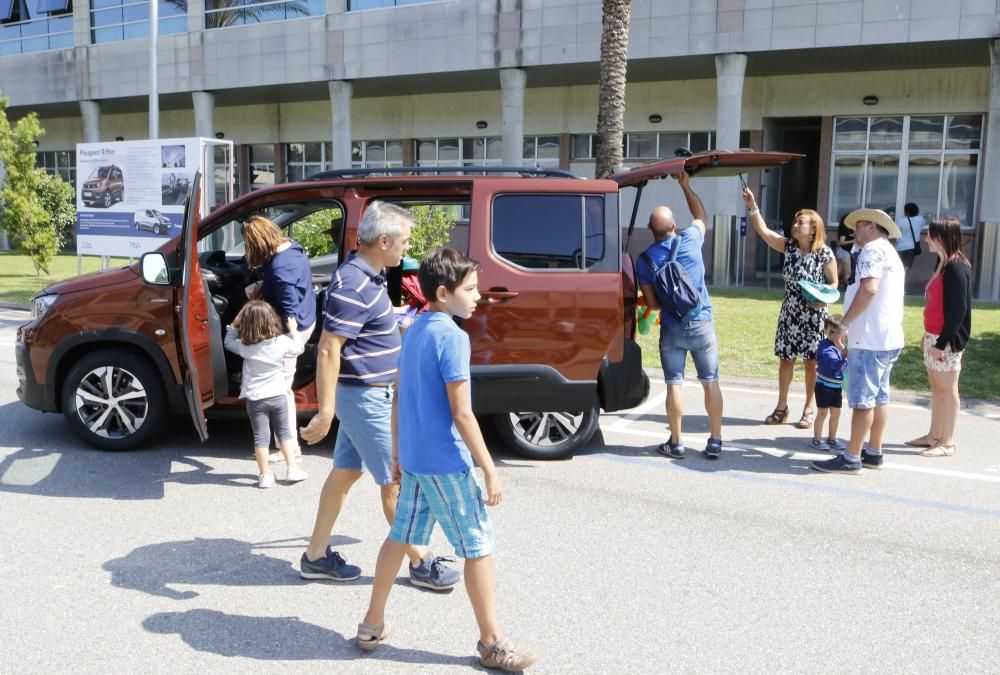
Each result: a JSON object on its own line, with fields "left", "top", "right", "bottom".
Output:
{"left": 894, "top": 202, "right": 925, "bottom": 271}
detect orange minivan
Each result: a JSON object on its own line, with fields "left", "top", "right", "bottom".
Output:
{"left": 15, "top": 151, "right": 799, "bottom": 459}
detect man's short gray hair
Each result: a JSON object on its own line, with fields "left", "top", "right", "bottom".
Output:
{"left": 357, "top": 201, "right": 413, "bottom": 245}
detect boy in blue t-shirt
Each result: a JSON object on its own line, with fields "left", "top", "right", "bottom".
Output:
{"left": 357, "top": 247, "right": 538, "bottom": 672}
{"left": 812, "top": 314, "right": 848, "bottom": 451}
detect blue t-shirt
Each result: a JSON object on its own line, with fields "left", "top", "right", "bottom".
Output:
{"left": 816, "top": 338, "right": 847, "bottom": 388}
{"left": 397, "top": 312, "right": 473, "bottom": 475}
{"left": 260, "top": 242, "right": 316, "bottom": 330}
{"left": 635, "top": 226, "right": 713, "bottom": 329}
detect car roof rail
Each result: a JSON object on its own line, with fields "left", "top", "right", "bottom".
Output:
{"left": 305, "top": 166, "right": 582, "bottom": 180}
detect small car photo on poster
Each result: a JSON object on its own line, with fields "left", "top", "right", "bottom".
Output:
{"left": 162, "top": 171, "right": 192, "bottom": 205}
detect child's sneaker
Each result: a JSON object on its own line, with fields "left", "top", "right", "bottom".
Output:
{"left": 409, "top": 554, "right": 462, "bottom": 591}
{"left": 285, "top": 465, "right": 308, "bottom": 483}
{"left": 477, "top": 637, "right": 539, "bottom": 672}
{"left": 827, "top": 437, "right": 845, "bottom": 452}
{"left": 300, "top": 546, "right": 362, "bottom": 581}
{"left": 258, "top": 472, "right": 275, "bottom": 489}
{"left": 809, "top": 438, "right": 831, "bottom": 451}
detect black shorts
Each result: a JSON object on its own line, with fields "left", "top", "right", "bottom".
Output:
{"left": 815, "top": 382, "right": 843, "bottom": 409}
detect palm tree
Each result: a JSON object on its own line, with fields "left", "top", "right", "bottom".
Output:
{"left": 164, "top": 0, "right": 312, "bottom": 30}
{"left": 595, "top": 0, "right": 630, "bottom": 179}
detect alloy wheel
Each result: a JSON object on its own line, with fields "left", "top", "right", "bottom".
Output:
{"left": 506, "top": 411, "right": 585, "bottom": 448}
{"left": 72, "top": 365, "right": 149, "bottom": 440}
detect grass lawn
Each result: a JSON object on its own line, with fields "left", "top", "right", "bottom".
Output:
{"left": 637, "top": 287, "right": 1000, "bottom": 400}
{"left": 0, "top": 251, "right": 132, "bottom": 305}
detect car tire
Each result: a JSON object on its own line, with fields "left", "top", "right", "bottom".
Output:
{"left": 155, "top": 224, "right": 165, "bottom": 235}
{"left": 61, "top": 350, "right": 167, "bottom": 451}
{"left": 492, "top": 404, "right": 599, "bottom": 460}
{"left": 102, "top": 190, "right": 112, "bottom": 208}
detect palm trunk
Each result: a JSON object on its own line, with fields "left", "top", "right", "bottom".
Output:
{"left": 595, "top": 0, "right": 630, "bottom": 179}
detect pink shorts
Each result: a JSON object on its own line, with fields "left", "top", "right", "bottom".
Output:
{"left": 922, "top": 332, "right": 963, "bottom": 373}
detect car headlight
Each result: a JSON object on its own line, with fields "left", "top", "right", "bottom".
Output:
{"left": 32, "top": 294, "right": 57, "bottom": 320}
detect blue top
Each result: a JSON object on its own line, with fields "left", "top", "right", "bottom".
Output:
{"left": 260, "top": 242, "right": 317, "bottom": 331}
{"left": 397, "top": 312, "right": 473, "bottom": 475}
{"left": 816, "top": 338, "right": 847, "bottom": 388}
{"left": 322, "top": 251, "right": 401, "bottom": 384}
{"left": 635, "top": 226, "right": 713, "bottom": 329}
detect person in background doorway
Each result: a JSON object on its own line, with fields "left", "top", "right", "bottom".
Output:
{"left": 835, "top": 214, "right": 855, "bottom": 290}
{"left": 894, "top": 202, "right": 925, "bottom": 272}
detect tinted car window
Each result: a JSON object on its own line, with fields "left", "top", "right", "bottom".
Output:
{"left": 493, "top": 194, "right": 604, "bottom": 270}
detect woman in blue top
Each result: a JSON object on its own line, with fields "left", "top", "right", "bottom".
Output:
{"left": 242, "top": 215, "right": 317, "bottom": 456}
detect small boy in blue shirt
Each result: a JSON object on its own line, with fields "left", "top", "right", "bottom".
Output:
{"left": 357, "top": 247, "right": 538, "bottom": 672}
{"left": 812, "top": 314, "right": 848, "bottom": 451}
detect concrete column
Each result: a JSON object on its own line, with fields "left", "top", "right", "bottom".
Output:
{"left": 712, "top": 53, "right": 748, "bottom": 287}
{"left": 192, "top": 91, "right": 215, "bottom": 138}
{"left": 187, "top": 0, "right": 205, "bottom": 32}
{"left": 329, "top": 80, "right": 353, "bottom": 169}
{"left": 500, "top": 68, "right": 526, "bottom": 167}
{"left": 978, "top": 40, "right": 1000, "bottom": 300}
{"left": 72, "top": 0, "right": 90, "bottom": 46}
{"left": 79, "top": 100, "right": 101, "bottom": 143}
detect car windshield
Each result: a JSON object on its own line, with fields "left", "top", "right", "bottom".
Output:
{"left": 89, "top": 167, "right": 111, "bottom": 179}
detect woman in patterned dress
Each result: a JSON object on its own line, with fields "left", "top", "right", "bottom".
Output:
{"left": 743, "top": 187, "right": 838, "bottom": 429}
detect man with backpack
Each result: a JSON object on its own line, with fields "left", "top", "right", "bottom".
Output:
{"left": 636, "top": 172, "right": 724, "bottom": 460}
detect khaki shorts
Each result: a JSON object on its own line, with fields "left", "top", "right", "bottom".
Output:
{"left": 922, "top": 333, "right": 963, "bottom": 373}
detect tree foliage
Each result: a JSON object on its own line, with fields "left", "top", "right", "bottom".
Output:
{"left": 408, "top": 205, "right": 456, "bottom": 261}
{"left": 595, "top": 0, "right": 631, "bottom": 179}
{"left": 0, "top": 97, "right": 71, "bottom": 275}
{"left": 292, "top": 207, "right": 342, "bottom": 258}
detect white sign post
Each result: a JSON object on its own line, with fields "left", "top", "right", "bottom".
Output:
{"left": 74, "top": 137, "right": 234, "bottom": 259}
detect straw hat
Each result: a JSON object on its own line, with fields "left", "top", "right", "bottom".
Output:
{"left": 844, "top": 208, "right": 901, "bottom": 239}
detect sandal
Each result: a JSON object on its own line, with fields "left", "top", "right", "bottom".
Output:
{"left": 905, "top": 435, "right": 938, "bottom": 448}
{"left": 477, "top": 637, "right": 539, "bottom": 672}
{"left": 764, "top": 406, "right": 789, "bottom": 425}
{"left": 919, "top": 443, "right": 956, "bottom": 458}
{"left": 796, "top": 409, "right": 815, "bottom": 429}
{"left": 357, "top": 621, "right": 390, "bottom": 652}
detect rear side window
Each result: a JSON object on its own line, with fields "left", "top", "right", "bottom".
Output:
{"left": 492, "top": 194, "right": 606, "bottom": 270}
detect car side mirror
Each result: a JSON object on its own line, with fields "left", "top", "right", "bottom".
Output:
{"left": 140, "top": 252, "right": 171, "bottom": 285}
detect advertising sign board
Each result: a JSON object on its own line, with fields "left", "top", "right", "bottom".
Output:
{"left": 75, "top": 137, "right": 231, "bottom": 257}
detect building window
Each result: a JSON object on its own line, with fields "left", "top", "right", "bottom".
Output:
{"left": 352, "top": 139, "right": 403, "bottom": 169}
{"left": 0, "top": 0, "right": 73, "bottom": 54}
{"left": 36, "top": 150, "right": 76, "bottom": 187}
{"left": 830, "top": 114, "right": 983, "bottom": 230}
{"left": 91, "top": 0, "right": 186, "bottom": 43}
{"left": 204, "top": 0, "right": 324, "bottom": 29}
{"left": 492, "top": 194, "right": 604, "bottom": 270}
{"left": 347, "top": 0, "right": 438, "bottom": 9}
{"left": 413, "top": 137, "right": 502, "bottom": 169}
{"left": 570, "top": 131, "right": 741, "bottom": 161}
{"left": 523, "top": 135, "right": 560, "bottom": 166}
{"left": 248, "top": 144, "right": 275, "bottom": 191}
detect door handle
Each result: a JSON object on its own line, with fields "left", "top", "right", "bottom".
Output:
{"left": 477, "top": 289, "right": 519, "bottom": 305}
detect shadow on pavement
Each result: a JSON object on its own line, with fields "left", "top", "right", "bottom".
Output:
{"left": 103, "top": 536, "right": 363, "bottom": 600}
{"left": 143, "top": 609, "right": 473, "bottom": 666}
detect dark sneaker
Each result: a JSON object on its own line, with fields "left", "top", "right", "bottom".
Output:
{"left": 657, "top": 440, "right": 685, "bottom": 459}
{"left": 300, "top": 546, "right": 362, "bottom": 581}
{"left": 826, "top": 438, "right": 845, "bottom": 452}
{"left": 811, "top": 453, "right": 862, "bottom": 475}
{"left": 704, "top": 437, "right": 722, "bottom": 459}
{"left": 409, "top": 554, "right": 461, "bottom": 591}
{"left": 477, "top": 637, "right": 539, "bottom": 671}
{"left": 809, "top": 438, "right": 831, "bottom": 451}
{"left": 861, "top": 446, "right": 884, "bottom": 469}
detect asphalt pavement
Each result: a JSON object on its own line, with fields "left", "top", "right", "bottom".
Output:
{"left": 1, "top": 307, "right": 999, "bottom": 673}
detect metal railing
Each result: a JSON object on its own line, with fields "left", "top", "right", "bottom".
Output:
{"left": 0, "top": 15, "right": 72, "bottom": 55}
{"left": 90, "top": 0, "right": 186, "bottom": 43}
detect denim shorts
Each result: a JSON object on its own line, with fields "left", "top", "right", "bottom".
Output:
{"left": 331, "top": 383, "right": 394, "bottom": 486}
{"left": 846, "top": 348, "right": 901, "bottom": 409}
{"left": 659, "top": 320, "right": 720, "bottom": 385}
{"left": 389, "top": 469, "right": 494, "bottom": 559}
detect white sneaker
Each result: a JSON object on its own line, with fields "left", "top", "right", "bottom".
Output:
{"left": 269, "top": 447, "right": 303, "bottom": 464}
{"left": 285, "top": 466, "right": 308, "bottom": 483}
{"left": 258, "top": 472, "right": 275, "bottom": 489}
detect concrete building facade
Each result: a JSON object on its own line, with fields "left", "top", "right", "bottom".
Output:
{"left": 2, "top": 0, "right": 999, "bottom": 296}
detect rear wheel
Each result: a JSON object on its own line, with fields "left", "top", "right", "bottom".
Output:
{"left": 61, "top": 350, "right": 167, "bottom": 451}
{"left": 492, "top": 405, "right": 599, "bottom": 460}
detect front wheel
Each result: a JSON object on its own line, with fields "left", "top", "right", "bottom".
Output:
{"left": 492, "top": 405, "right": 599, "bottom": 460}
{"left": 102, "top": 190, "right": 112, "bottom": 208}
{"left": 61, "top": 350, "right": 167, "bottom": 451}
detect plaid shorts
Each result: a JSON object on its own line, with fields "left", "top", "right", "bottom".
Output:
{"left": 389, "top": 469, "right": 495, "bottom": 559}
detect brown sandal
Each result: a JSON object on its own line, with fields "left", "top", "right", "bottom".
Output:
{"left": 905, "top": 435, "right": 938, "bottom": 448}
{"left": 357, "top": 622, "right": 390, "bottom": 651}
{"left": 797, "top": 409, "right": 816, "bottom": 429}
{"left": 764, "top": 406, "right": 789, "bottom": 425}
{"left": 919, "top": 443, "right": 956, "bottom": 457}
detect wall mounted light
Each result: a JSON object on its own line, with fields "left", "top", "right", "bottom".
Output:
{"left": 475, "top": 120, "right": 488, "bottom": 129}
{"left": 115, "top": 136, "right": 124, "bottom": 141}
{"left": 648, "top": 114, "right": 662, "bottom": 124}
{"left": 863, "top": 95, "right": 878, "bottom": 106}
{"left": 215, "top": 132, "right": 225, "bottom": 139}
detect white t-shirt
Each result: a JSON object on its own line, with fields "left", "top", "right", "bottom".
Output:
{"left": 894, "top": 214, "right": 925, "bottom": 252}
{"left": 844, "top": 237, "right": 905, "bottom": 351}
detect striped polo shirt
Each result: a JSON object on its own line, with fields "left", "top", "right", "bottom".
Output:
{"left": 323, "top": 251, "right": 400, "bottom": 384}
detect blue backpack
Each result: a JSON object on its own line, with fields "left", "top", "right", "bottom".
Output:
{"left": 641, "top": 237, "right": 703, "bottom": 326}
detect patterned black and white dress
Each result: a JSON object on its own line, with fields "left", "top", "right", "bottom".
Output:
{"left": 774, "top": 240, "right": 834, "bottom": 361}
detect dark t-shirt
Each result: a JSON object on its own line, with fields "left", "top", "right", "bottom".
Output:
{"left": 834, "top": 222, "right": 854, "bottom": 254}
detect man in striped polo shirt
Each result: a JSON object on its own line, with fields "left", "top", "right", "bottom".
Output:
{"left": 299, "top": 201, "right": 460, "bottom": 590}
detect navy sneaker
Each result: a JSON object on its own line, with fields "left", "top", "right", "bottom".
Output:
{"left": 861, "top": 446, "right": 884, "bottom": 469}
{"left": 704, "top": 437, "right": 722, "bottom": 460}
{"left": 300, "top": 546, "right": 362, "bottom": 581}
{"left": 657, "top": 440, "right": 685, "bottom": 459}
{"left": 811, "top": 453, "right": 862, "bottom": 475}
{"left": 409, "top": 554, "right": 461, "bottom": 591}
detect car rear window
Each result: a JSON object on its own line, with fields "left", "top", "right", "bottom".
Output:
{"left": 492, "top": 194, "right": 605, "bottom": 270}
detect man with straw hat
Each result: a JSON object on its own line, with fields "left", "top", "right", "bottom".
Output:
{"left": 812, "top": 208, "right": 905, "bottom": 475}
